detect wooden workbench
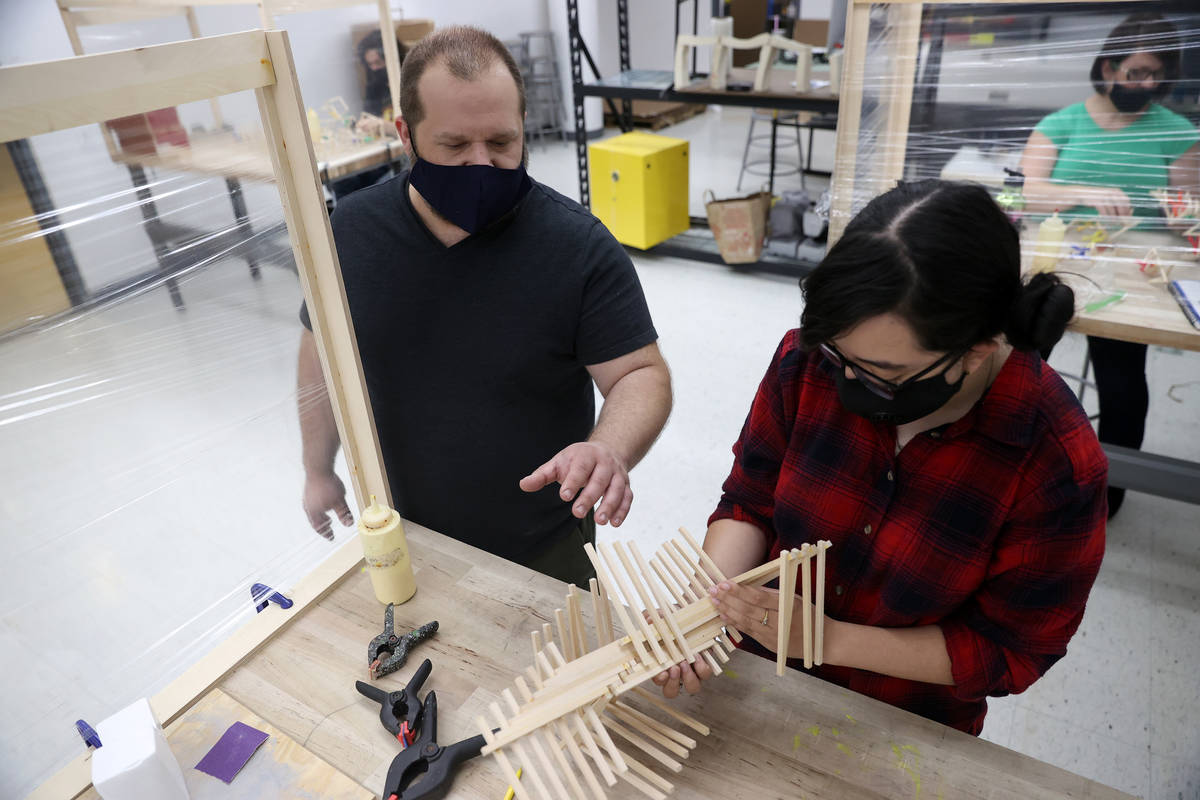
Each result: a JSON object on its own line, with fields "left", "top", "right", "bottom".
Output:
{"left": 213, "top": 524, "right": 1134, "bottom": 800}
{"left": 1056, "top": 230, "right": 1200, "bottom": 352}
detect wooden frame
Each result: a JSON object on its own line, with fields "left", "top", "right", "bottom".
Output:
{"left": 57, "top": 0, "right": 405, "bottom": 148}
{"left": 478, "top": 529, "right": 831, "bottom": 799}
{"left": 3, "top": 30, "right": 387, "bottom": 799}
{"left": 674, "top": 33, "right": 814, "bottom": 94}
{"left": 828, "top": 0, "right": 1164, "bottom": 243}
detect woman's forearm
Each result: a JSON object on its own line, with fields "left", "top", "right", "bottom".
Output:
{"left": 703, "top": 518, "right": 770, "bottom": 578}
{"left": 824, "top": 618, "right": 955, "bottom": 685}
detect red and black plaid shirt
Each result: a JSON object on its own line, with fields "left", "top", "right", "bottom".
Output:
{"left": 711, "top": 330, "right": 1107, "bottom": 735}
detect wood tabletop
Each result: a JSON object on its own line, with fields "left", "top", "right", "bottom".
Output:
{"left": 1033, "top": 231, "right": 1200, "bottom": 352}
{"left": 216, "top": 524, "right": 1134, "bottom": 800}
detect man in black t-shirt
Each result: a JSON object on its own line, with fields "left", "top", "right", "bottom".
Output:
{"left": 297, "top": 26, "right": 672, "bottom": 584}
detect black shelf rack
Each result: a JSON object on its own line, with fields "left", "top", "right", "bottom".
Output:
{"left": 565, "top": 0, "right": 838, "bottom": 277}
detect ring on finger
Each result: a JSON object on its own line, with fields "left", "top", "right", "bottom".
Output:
{"left": 760, "top": 609, "right": 770, "bottom": 626}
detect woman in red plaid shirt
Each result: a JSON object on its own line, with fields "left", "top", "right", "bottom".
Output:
{"left": 655, "top": 180, "right": 1107, "bottom": 735}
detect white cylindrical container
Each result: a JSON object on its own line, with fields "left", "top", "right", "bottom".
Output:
{"left": 1031, "top": 211, "right": 1067, "bottom": 273}
{"left": 358, "top": 495, "right": 416, "bottom": 605}
{"left": 91, "top": 698, "right": 189, "bottom": 800}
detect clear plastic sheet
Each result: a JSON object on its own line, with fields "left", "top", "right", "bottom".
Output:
{"left": 832, "top": 3, "right": 1200, "bottom": 318}
{"left": 0, "top": 11, "right": 412, "bottom": 795}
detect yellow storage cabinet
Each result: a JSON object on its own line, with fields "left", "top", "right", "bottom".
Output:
{"left": 588, "top": 131, "right": 689, "bottom": 249}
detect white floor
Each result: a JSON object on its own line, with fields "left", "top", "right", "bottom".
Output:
{"left": 2, "top": 107, "right": 1198, "bottom": 799}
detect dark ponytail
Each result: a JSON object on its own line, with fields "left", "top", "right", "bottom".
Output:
{"left": 1004, "top": 272, "right": 1076, "bottom": 355}
{"left": 801, "top": 179, "right": 1075, "bottom": 355}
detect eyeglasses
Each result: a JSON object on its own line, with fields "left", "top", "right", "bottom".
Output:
{"left": 1119, "top": 66, "right": 1165, "bottom": 84}
{"left": 818, "top": 342, "right": 963, "bottom": 400}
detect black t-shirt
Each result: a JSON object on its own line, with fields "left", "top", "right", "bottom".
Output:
{"left": 301, "top": 172, "right": 657, "bottom": 559}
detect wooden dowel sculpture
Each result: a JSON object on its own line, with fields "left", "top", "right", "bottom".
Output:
{"left": 479, "top": 532, "right": 832, "bottom": 798}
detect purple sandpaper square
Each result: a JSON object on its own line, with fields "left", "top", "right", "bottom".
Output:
{"left": 195, "top": 721, "right": 270, "bottom": 783}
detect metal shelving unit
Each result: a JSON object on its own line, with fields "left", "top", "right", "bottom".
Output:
{"left": 566, "top": 0, "right": 839, "bottom": 276}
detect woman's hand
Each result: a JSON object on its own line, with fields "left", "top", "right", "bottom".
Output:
{"left": 708, "top": 582, "right": 827, "bottom": 660}
{"left": 1073, "top": 185, "right": 1133, "bottom": 219}
{"left": 650, "top": 658, "right": 715, "bottom": 699}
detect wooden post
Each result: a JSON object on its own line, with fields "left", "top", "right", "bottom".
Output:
{"left": 800, "top": 544, "right": 813, "bottom": 669}
{"left": 776, "top": 548, "right": 799, "bottom": 676}
{"left": 815, "top": 540, "right": 830, "bottom": 666}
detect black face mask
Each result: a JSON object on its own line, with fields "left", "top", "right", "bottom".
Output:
{"left": 408, "top": 143, "right": 531, "bottom": 235}
{"left": 834, "top": 367, "right": 966, "bottom": 426}
{"left": 1109, "top": 84, "right": 1154, "bottom": 114}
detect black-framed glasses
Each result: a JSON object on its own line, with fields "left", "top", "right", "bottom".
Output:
{"left": 818, "top": 342, "right": 963, "bottom": 400}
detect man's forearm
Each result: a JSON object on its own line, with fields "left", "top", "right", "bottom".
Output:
{"left": 297, "top": 332, "right": 341, "bottom": 475}
{"left": 588, "top": 363, "right": 672, "bottom": 469}
{"left": 825, "top": 619, "right": 955, "bottom": 685}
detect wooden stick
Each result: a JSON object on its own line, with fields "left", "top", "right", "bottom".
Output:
{"left": 628, "top": 687, "right": 711, "bottom": 736}
{"left": 544, "top": 641, "right": 569, "bottom": 669}
{"left": 532, "top": 629, "right": 544, "bottom": 661}
{"left": 800, "top": 544, "right": 813, "bottom": 669}
{"left": 606, "top": 704, "right": 691, "bottom": 758}
{"left": 816, "top": 540, "right": 830, "bottom": 666}
{"left": 556, "top": 608, "right": 575, "bottom": 662}
{"left": 572, "top": 711, "right": 617, "bottom": 787}
{"left": 526, "top": 664, "right": 545, "bottom": 691}
{"left": 583, "top": 745, "right": 668, "bottom": 800}
{"left": 612, "top": 541, "right": 681, "bottom": 665}
{"left": 585, "top": 542, "right": 652, "bottom": 665}
{"left": 597, "top": 543, "right": 669, "bottom": 667}
{"left": 542, "top": 622, "right": 555, "bottom": 655}
{"left": 677, "top": 527, "right": 743, "bottom": 643}
{"left": 477, "top": 717, "right": 531, "bottom": 800}
{"left": 630, "top": 542, "right": 695, "bottom": 664}
{"left": 703, "top": 649, "right": 723, "bottom": 676}
{"left": 777, "top": 548, "right": 799, "bottom": 676}
{"left": 603, "top": 716, "right": 684, "bottom": 773}
{"left": 612, "top": 700, "right": 697, "bottom": 749}
{"left": 590, "top": 577, "right": 614, "bottom": 646}
{"left": 613, "top": 750, "right": 674, "bottom": 796}
{"left": 663, "top": 540, "right": 736, "bottom": 650}
{"left": 569, "top": 584, "right": 590, "bottom": 657}
{"left": 585, "top": 704, "right": 628, "bottom": 773}
{"left": 653, "top": 552, "right": 698, "bottom": 603}
{"left": 504, "top": 689, "right": 572, "bottom": 799}
{"left": 554, "top": 717, "right": 607, "bottom": 800}
{"left": 489, "top": 703, "right": 553, "bottom": 800}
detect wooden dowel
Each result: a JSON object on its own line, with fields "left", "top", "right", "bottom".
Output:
{"left": 614, "top": 750, "right": 674, "bottom": 796}
{"left": 630, "top": 542, "right": 696, "bottom": 665}
{"left": 603, "top": 715, "right": 683, "bottom": 773}
{"left": 532, "top": 629, "right": 544, "bottom": 661}
{"left": 585, "top": 705, "right": 628, "bottom": 773}
{"left": 606, "top": 704, "right": 691, "bottom": 758}
{"left": 504, "top": 688, "right": 572, "bottom": 799}
{"left": 800, "top": 544, "right": 813, "bottom": 669}
{"left": 598, "top": 542, "right": 670, "bottom": 667}
{"left": 816, "top": 540, "right": 830, "bottom": 666}
{"left": 544, "top": 641, "right": 569, "bottom": 669}
{"left": 777, "top": 548, "right": 799, "bottom": 677}
{"left": 703, "top": 649, "right": 722, "bottom": 676}
{"left": 536, "top": 650, "right": 557, "bottom": 681}
{"left": 556, "top": 608, "right": 575, "bottom": 662}
{"left": 629, "top": 687, "right": 711, "bottom": 736}
{"left": 526, "top": 664, "right": 545, "bottom": 691}
{"left": 666, "top": 539, "right": 713, "bottom": 590}
{"left": 583, "top": 744, "right": 668, "bottom": 800}
{"left": 554, "top": 717, "right": 607, "bottom": 800}
{"left": 612, "top": 700, "right": 697, "bottom": 749}
{"left": 572, "top": 711, "right": 617, "bottom": 787}
{"left": 569, "top": 584, "right": 590, "bottom": 657}
{"left": 652, "top": 553, "right": 697, "bottom": 604}
{"left": 673, "top": 532, "right": 743, "bottom": 644}
{"left": 489, "top": 703, "right": 553, "bottom": 800}
{"left": 612, "top": 541, "right": 680, "bottom": 665}
{"left": 585, "top": 542, "right": 652, "bottom": 665}
{"left": 711, "top": 640, "right": 731, "bottom": 663}
{"left": 542, "top": 622, "right": 555, "bottom": 655}
{"left": 589, "top": 577, "right": 614, "bottom": 645}
{"left": 477, "top": 717, "right": 530, "bottom": 800}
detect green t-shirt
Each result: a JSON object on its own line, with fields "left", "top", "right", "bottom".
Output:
{"left": 1035, "top": 101, "right": 1198, "bottom": 222}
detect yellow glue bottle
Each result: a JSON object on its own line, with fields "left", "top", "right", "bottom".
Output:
{"left": 1031, "top": 211, "right": 1066, "bottom": 273}
{"left": 358, "top": 496, "right": 416, "bottom": 605}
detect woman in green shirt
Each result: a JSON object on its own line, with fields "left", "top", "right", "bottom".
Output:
{"left": 1020, "top": 12, "right": 1199, "bottom": 518}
